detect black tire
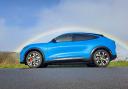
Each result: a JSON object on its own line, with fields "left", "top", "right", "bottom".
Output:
{"left": 86, "top": 62, "right": 96, "bottom": 67}
{"left": 25, "top": 50, "right": 44, "bottom": 68}
{"left": 91, "top": 49, "right": 110, "bottom": 67}
{"left": 41, "top": 63, "right": 48, "bottom": 68}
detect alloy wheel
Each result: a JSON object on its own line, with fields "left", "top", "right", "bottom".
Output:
{"left": 26, "top": 51, "right": 43, "bottom": 68}
{"left": 93, "top": 49, "right": 110, "bottom": 67}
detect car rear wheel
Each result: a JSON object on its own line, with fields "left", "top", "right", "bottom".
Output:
{"left": 92, "top": 49, "right": 110, "bottom": 67}
{"left": 26, "top": 51, "right": 44, "bottom": 68}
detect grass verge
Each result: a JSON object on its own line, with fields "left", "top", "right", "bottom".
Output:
{"left": 0, "top": 64, "right": 28, "bottom": 68}
{"left": 108, "top": 61, "right": 128, "bottom": 67}
{"left": 0, "top": 61, "right": 128, "bottom": 68}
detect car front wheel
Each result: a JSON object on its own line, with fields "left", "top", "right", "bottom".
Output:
{"left": 26, "top": 51, "right": 44, "bottom": 68}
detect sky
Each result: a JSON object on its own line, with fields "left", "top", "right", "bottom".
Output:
{"left": 0, "top": 0, "right": 128, "bottom": 56}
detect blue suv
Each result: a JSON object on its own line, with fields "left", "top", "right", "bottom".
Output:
{"left": 20, "top": 32, "right": 117, "bottom": 68}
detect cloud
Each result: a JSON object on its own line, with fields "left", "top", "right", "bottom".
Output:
{"left": 0, "top": 18, "right": 40, "bottom": 51}
{"left": 36, "top": 0, "right": 128, "bottom": 42}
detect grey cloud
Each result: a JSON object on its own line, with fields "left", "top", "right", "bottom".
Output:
{"left": 37, "top": 0, "right": 128, "bottom": 41}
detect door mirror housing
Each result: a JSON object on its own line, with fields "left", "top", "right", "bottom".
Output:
{"left": 51, "top": 39, "right": 57, "bottom": 43}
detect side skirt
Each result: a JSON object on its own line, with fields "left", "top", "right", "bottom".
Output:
{"left": 45, "top": 58, "right": 90, "bottom": 65}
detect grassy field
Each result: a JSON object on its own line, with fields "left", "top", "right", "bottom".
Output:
{"left": 0, "top": 52, "right": 128, "bottom": 68}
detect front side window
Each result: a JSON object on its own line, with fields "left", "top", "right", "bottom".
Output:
{"left": 73, "top": 34, "right": 97, "bottom": 41}
{"left": 55, "top": 34, "right": 72, "bottom": 42}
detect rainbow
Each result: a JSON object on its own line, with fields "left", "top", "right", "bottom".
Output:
{"left": 15, "top": 26, "right": 128, "bottom": 53}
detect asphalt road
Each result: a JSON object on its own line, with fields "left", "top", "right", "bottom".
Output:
{"left": 0, "top": 66, "right": 128, "bottom": 89}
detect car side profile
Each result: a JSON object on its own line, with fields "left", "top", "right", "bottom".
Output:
{"left": 20, "top": 32, "right": 117, "bottom": 68}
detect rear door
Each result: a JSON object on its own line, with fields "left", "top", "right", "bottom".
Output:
{"left": 71, "top": 34, "right": 98, "bottom": 57}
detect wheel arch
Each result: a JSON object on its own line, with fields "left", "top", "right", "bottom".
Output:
{"left": 23, "top": 48, "right": 44, "bottom": 64}
{"left": 91, "top": 46, "right": 112, "bottom": 58}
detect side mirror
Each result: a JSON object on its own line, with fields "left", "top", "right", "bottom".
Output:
{"left": 52, "top": 39, "right": 57, "bottom": 43}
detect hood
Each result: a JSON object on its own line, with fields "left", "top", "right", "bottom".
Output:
{"left": 22, "top": 42, "right": 48, "bottom": 51}
{"left": 26, "top": 42, "right": 48, "bottom": 47}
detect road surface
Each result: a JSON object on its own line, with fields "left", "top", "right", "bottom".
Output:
{"left": 0, "top": 66, "right": 128, "bottom": 89}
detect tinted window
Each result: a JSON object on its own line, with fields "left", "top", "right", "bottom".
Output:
{"left": 55, "top": 34, "right": 72, "bottom": 42}
{"left": 73, "top": 34, "right": 97, "bottom": 41}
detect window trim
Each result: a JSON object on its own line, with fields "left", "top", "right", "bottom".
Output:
{"left": 72, "top": 34, "right": 98, "bottom": 42}
{"left": 54, "top": 34, "right": 73, "bottom": 43}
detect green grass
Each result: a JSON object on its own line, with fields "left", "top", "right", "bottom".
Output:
{"left": 108, "top": 61, "right": 128, "bottom": 67}
{"left": 0, "top": 64, "right": 28, "bottom": 68}
{"left": 0, "top": 61, "right": 128, "bottom": 68}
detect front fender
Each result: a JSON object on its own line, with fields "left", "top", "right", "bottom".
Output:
{"left": 20, "top": 46, "right": 44, "bottom": 63}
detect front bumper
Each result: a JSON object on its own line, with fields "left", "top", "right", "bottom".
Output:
{"left": 20, "top": 62, "right": 25, "bottom": 64}
{"left": 111, "top": 55, "right": 117, "bottom": 60}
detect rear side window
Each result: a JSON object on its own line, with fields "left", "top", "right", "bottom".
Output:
{"left": 73, "top": 34, "right": 97, "bottom": 41}
{"left": 55, "top": 34, "right": 72, "bottom": 42}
